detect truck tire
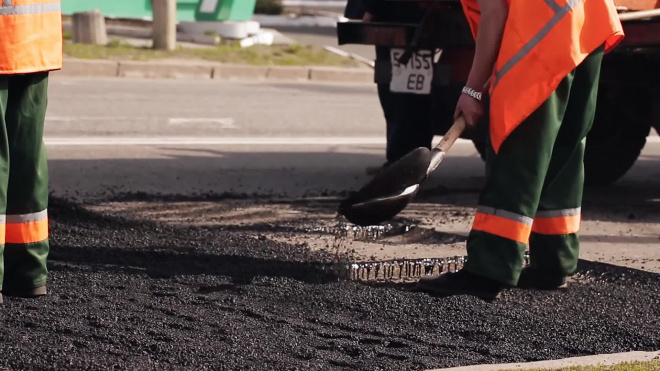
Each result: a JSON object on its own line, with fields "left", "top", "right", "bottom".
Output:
{"left": 471, "top": 120, "right": 649, "bottom": 187}
{"left": 584, "top": 104, "right": 649, "bottom": 187}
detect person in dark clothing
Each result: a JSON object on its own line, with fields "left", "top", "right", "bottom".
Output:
{"left": 344, "top": 0, "right": 432, "bottom": 173}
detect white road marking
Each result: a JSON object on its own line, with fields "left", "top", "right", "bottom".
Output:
{"left": 48, "top": 116, "right": 237, "bottom": 129}
{"left": 167, "top": 118, "right": 236, "bottom": 128}
{"left": 41, "top": 135, "right": 660, "bottom": 146}
{"left": 43, "top": 136, "right": 473, "bottom": 146}
{"left": 47, "top": 116, "right": 139, "bottom": 122}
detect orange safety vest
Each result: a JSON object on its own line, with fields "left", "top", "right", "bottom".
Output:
{"left": 460, "top": 0, "right": 624, "bottom": 154}
{"left": 0, "top": 0, "right": 62, "bottom": 74}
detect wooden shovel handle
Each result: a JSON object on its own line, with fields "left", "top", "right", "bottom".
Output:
{"left": 426, "top": 77, "right": 490, "bottom": 176}
{"left": 438, "top": 116, "right": 467, "bottom": 152}
{"left": 427, "top": 116, "right": 467, "bottom": 175}
{"left": 438, "top": 76, "right": 489, "bottom": 152}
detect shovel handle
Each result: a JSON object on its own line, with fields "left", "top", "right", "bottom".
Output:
{"left": 436, "top": 77, "right": 489, "bottom": 153}
{"left": 426, "top": 116, "right": 467, "bottom": 175}
{"left": 438, "top": 116, "right": 467, "bottom": 152}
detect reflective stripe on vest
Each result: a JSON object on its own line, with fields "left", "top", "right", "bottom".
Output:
{"left": 532, "top": 207, "right": 581, "bottom": 235}
{"left": 472, "top": 206, "right": 533, "bottom": 244}
{"left": 460, "top": 0, "right": 624, "bottom": 153}
{"left": 0, "top": 0, "right": 62, "bottom": 74}
{"left": 1, "top": 210, "right": 49, "bottom": 244}
{"left": 0, "top": 2, "right": 60, "bottom": 15}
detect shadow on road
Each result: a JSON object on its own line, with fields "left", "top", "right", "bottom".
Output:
{"left": 49, "top": 243, "right": 341, "bottom": 285}
{"left": 48, "top": 149, "right": 660, "bottom": 224}
{"left": 47, "top": 197, "right": 344, "bottom": 286}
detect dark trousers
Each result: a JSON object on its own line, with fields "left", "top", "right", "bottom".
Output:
{"left": 375, "top": 46, "right": 433, "bottom": 164}
{"left": 464, "top": 46, "right": 605, "bottom": 285}
{"left": 0, "top": 72, "right": 50, "bottom": 292}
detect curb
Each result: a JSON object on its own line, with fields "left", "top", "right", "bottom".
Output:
{"left": 429, "top": 350, "right": 660, "bottom": 371}
{"left": 53, "top": 59, "right": 374, "bottom": 84}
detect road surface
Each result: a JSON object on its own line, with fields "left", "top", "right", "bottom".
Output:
{"left": 1, "top": 77, "right": 656, "bottom": 371}
{"left": 45, "top": 77, "right": 660, "bottom": 274}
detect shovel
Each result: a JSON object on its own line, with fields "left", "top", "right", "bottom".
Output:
{"left": 338, "top": 116, "right": 467, "bottom": 226}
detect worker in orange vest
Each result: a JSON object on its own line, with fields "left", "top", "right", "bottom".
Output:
{"left": 417, "top": 0, "right": 624, "bottom": 300}
{"left": 0, "top": 0, "right": 62, "bottom": 304}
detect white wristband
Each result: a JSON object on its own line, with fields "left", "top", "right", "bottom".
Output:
{"left": 462, "top": 86, "right": 482, "bottom": 101}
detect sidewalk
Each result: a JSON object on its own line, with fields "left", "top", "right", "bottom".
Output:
{"left": 431, "top": 350, "right": 660, "bottom": 371}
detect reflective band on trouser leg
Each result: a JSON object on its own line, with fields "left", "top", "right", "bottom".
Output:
{"left": 472, "top": 206, "right": 533, "bottom": 244}
{"left": 532, "top": 208, "right": 581, "bottom": 235}
{"left": 5, "top": 210, "right": 48, "bottom": 244}
{"left": 0, "top": 215, "right": 6, "bottom": 245}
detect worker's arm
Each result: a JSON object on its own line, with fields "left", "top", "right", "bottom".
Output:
{"left": 455, "top": 0, "right": 508, "bottom": 128}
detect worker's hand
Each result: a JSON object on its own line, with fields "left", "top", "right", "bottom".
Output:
{"left": 454, "top": 93, "right": 484, "bottom": 129}
{"left": 362, "top": 11, "right": 375, "bottom": 22}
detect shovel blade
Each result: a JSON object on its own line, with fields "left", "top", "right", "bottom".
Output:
{"left": 339, "top": 147, "right": 432, "bottom": 226}
{"left": 341, "top": 185, "right": 420, "bottom": 226}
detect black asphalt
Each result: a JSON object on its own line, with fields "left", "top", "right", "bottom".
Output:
{"left": 1, "top": 198, "right": 658, "bottom": 371}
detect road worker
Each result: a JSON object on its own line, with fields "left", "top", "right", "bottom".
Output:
{"left": 344, "top": 0, "right": 433, "bottom": 174}
{"left": 417, "top": 0, "right": 624, "bottom": 299}
{"left": 0, "top": 0, "right": 61, "bottom": 303}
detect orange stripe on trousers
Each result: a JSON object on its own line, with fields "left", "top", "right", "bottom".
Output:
{"left": 532, "top": 215, "right": 581, "bottom": 235}
{"left": 472, "top": 212, "right": 531, "bottom": 244}
{"left": 5, "top": 218, "right": 49, "bottom": 244}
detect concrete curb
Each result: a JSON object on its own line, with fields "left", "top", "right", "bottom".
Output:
{"left": 119, "top": 61, "right": 215, "bottom": 80}
{"left": 54, "top": 59, "right": 120, "bottom": 78}
{"left": 53, "top": 59, "right": 373, "bottom": 84}
{"left": 429, "top": 350, "right": 660, "bottom": 371}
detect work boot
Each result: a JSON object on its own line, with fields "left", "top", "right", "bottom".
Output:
{"left": 516, "top": 267, "right": 567, "bottom": 290}
{"left": 416, "top": 270, "right": 505, "bottom": 301}
{"left": 2, "top": 285, "right": 47, "bottom": 299}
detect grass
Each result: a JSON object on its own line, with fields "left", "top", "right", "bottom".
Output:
{"left": 506, "top": 360, "right": 660, "bottom": 371}
{"left": 63, "top": 39, "right": 362, "bottom": 67}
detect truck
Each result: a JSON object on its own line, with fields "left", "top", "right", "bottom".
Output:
{"left": 337, "top": 1, "right": 660, "bottom": 186}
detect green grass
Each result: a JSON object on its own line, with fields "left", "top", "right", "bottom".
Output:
{"left": 505, "top": 360, "right": 660, "bottom": 371}
{"left": 63, "top": 39, "right": 362, "bottom": 67}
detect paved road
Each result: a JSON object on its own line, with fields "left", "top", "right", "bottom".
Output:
{"left": 44, "top": 77, "right": 498, "bottom": 200}
{"left": 9, "top": 76, "right": 654, "bottom": 371}
{"left": 44, "top": 77, "right": 660, "bottom": 274}
{"left": 46, "top": 78, "right": 383, "bottom": 139}
{"left": 1, "top": 77, "right": 656, "bottom": 371}
{"left": 46, "top": 77, "right": 659, "bottom": 200}
{"left": 46, "top": 78, "right": 391, "bottom": 199}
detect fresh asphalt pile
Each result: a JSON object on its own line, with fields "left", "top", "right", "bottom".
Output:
{"left": 1, "top": 198, "right": 659, "bottom": 371}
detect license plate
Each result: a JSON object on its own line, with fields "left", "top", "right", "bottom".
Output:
{"left": 390, "top": 48, "right": 433, "bottom": 95}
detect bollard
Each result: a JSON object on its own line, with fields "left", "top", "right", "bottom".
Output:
{"left": 153, "top": 0, "right": 177, "bottom": 51}
{"left": 72, "top": 9, "right": 108, "bottom": 45}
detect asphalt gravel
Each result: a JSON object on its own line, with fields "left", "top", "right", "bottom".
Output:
{"left": 1, "top": 198, "right": 659, "bottom": 371}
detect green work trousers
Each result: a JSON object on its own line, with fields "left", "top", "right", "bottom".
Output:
{"left": 463, "top": 46, "right": 605, "bottom": 286}
{"left": 0, "top": 72, "right": 50, "bottom": 293}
